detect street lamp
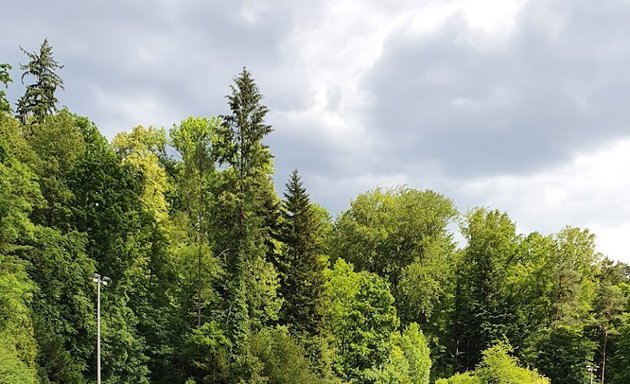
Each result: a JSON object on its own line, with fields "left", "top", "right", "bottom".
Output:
{"left": 586, "top": 364, "right": 598, "bottom": 384}
{"left": 93, "top": 273, "right": 111, "bottom": 384}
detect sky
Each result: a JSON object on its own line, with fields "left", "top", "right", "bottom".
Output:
{"left": 2, "top": 0, "right": 629, "bottom": 262}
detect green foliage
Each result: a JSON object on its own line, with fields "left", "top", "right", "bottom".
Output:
{"left": 522, "top": 325, "right": 596, "bottom": 384}
{"left": 608, "top": 315, "right": 630, "bottom": 384}
{"left": 438, "top": 344, "right": 548, "bottom": 384}
{"left": 0, "top": 255, "right": 38, "bottom": 384}
{"left": 213, "top": 68, "right": 280, "bottom": 360}
{"left": 435, "top": 372, "right": 481, "bottom": 384}
{"left": 251, "top": 326, "right": 325, "bottom": 384}
{"left": 0, "top": 63, "right": 11, "bottom": 114}
{"left": 21, "top": 226, "right": 95, "bottom": 383}
{"left": 332, "top": 187, "right": 457, "bottom": 287}
{"left": 24, "top": 109, "right": 86, "bottom": 228}
{"left": 368, "top": 323, "right": 432, "bottom": 384}
{"left": 0, "top": 337, "right": 38, "bottom": 384}
{"left": 454, "top": 208, "right": 519, "bottom": 371}
{"left": 16, "top": 39, "right": 64, "bottom": 124}
{"left": 475, "top": 344, "right": 548, "bottom": 384}
{"left": 0, "top": 135, "right": 41, "bottom": 249}
{"left": 550, "top": 227, "right": 600, "bottom": 325}
{"left": 327, "top": 259, "right": 399, "bottom": 383}
{"left": 186, "top": 321, "right": 232, "bottom": 383}
{"left": 278, "top": 170, "right": 328, "bottom": 342}
{"left": 113, "top": 125, "right": 169, "bottom": 222}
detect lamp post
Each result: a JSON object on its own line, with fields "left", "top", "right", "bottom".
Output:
{"left": 586, "top": 364, "right": 598, "bottom": 384}
{"left": 93, "top": 273, "right": 111, "bottom": 384}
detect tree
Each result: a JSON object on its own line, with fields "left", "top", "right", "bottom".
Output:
{"left": 550, "top": 227, "right": 600, "bottom": 326}
{"left": 12, "top": 226, "right": 95, "bottom": 384}
{"left": 0, "top": 255, "right": 38, "bottom": 384}
{"left": 331, "top": 187, "right": 457, "bottom": 288}
{"left": 0, "top": 64, "right": 11, "bottom": 114}
{"left": 278, "top": 170, "right": 328, "bottom": 341}
{"left": 368, "top": 323, "right": 432, "bottom": 384}
{"left": 330, "top": 187, "right": 458, "bottom": 377}
{"left": 590, "top": 260, "right": 628, "bottom": 384}
{"left": 250, "top": 326, "right": 326, "bottom": 384}
{"left": 170, "top": 117, "right": 221, "bottom": 328}
{"left": 23, "top": 110, "right": 86, "bottom": 228}
{"left": 523, "top": 325, "right": 596, "bottom": 384}
{"left": 327, "top": 259, "right": 399, "bottom": 383}
{"left": 16, "top": 39, "right": 64, "bottom": 124}
{"left": 453, "top": 208, "right": 520, "bottom": 371}
{"left": 113, "top": 125, "right": 185, "bottom": 383}
{"left": 213, "top": 68, "right": 280, "bottom": 359}
{"left": 437, "top": 344, "right": 549, "bottom": 384}
{"left": 608, "top": 315, "right": 630, "bottom": 384}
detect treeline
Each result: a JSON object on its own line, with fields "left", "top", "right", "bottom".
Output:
{"left": 0, "top": 40, "right": 629, "bottom": 384}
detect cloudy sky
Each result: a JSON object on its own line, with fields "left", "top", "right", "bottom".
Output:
{"left": 2, "top": 0, "right": 629, "bottom": 262}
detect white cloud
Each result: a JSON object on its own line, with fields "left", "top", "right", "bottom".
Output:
{"left": 457, "top": 137, "right": 630, "bottom": 262}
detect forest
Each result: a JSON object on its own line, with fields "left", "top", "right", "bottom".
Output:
{"left": 1, "top": 40, "right": 629, "bottom": 384}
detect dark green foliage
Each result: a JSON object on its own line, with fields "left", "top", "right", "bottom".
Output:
{"left": 523, "top": 325, "right": 596, "bottom": 384}
{"left": 213, "top": 68, "right": 280, "bottom": 359}
{"left": 251, "top": 327, "right": 325, "bottom": 384}
{"left": 68, "top": 118, "right": 143, "bottom": 278}
{"left": 16, "top": 39, "right": 64, "bottom": 124}
{"left": 608, "top": 316, "right": 630, "bottom": 384}
{"left": 21, "top": 227, "right": 95, "bottom": 383}
{"left": 23, "top": 110, "right": 86, "bottom": 228}
{"left": 454, "top": 208, "right": 519, "bottom": 371}
{"left": 278, "top": 170, "right": 328, "bottom": 340}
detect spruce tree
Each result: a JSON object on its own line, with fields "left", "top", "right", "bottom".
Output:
{"left": 16, "top": 39, "right": 64, "bottom": 124}
{"left": 279, "top": 170, "right": 327, "bottom": 338}
{"left": 214, "top": 68, "right": 280, "bottom": 362}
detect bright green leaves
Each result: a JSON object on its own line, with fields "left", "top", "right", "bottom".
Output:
{"left": 332, "top": 187, "right": 457, "bottom": 287}
{"left": 438, "top": 344, "right": 549, "bottom": 384}
{"left": 0, "top": 64, "right": 11, "bottom": 114}
{"left": 0, "top": 255, "right": 38, "bottom": 384}
{"left": 368, "top": 323, "right": 432, "bottom": 384}
{"left": 113, "top": 125, "right": 170, "bottom": 223}
{"left": 327, "top": 259, "right": 399, "bottom": 382}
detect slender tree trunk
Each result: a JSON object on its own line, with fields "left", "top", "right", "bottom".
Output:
{"left": 601, "top": 328, "right": 607, "bottom": 384}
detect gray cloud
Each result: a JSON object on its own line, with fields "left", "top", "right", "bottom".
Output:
{"left": 1, "top": 0, "right": 320, "bottom": 136}
{"left": 3, "top": 0, "right": 630, "bottom": 263}
{"left": 362, "top": 0, "right": 630, "bottom": 178}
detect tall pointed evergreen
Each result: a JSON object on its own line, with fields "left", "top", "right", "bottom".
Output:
{"left": 16, "top": 39, "right": 64, "bottom": 124}
{"left": 279, "top": 170, "right": 327, "bottom": 338}
{"left": 214, "top": 68, "right": 280, "bottom": 359}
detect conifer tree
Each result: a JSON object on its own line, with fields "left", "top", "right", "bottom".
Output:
{"left": 279, "top": 170, "right": 327, "bottom": 339}
{"left": 214, "top": 68, "right": 280, "bottom": 363}
{"left": 16, "top": 39, "right": 64, "bottom": 124}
